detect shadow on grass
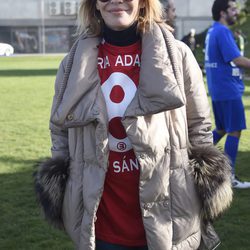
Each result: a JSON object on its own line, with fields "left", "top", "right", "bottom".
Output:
{"left": 244, "top": 91, "right": 250, "bottom": 96}
{"left": 0, "top": 151, "right": 249, "bottom": 250}
{"left": 244, "top": 79, "right": 250, "bottom": 86}
{"left": 244, "top": 105, "right": 250, "bottom": 110}
{"left": 237, "top": 150, "right": 250, "bottom": 174}
{"left": 0, "top": 69, "right": 57, "bottom": 77}
{"left": 0, "top": 159, "right": 73, "bottom": 250}
{"left": 0, "top": 155, "right": 39, "bottom": 165}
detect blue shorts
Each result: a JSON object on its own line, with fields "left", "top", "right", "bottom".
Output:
{"left": 212, "top": 99, "right": 246, "bottom": 133}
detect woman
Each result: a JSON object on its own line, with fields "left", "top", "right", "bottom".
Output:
{"left": 34, "top": 0, "right": 232, "bottom": 249}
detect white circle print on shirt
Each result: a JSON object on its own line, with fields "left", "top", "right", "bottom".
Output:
{"left": 101, "top": 72, "right": 137, "bottom": 153}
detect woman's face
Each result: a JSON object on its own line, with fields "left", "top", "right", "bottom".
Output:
{"left": 96, "top": 0, "right": 142, "bottom": 31}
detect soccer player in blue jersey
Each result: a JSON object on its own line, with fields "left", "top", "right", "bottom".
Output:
{"left": 205, "top": 0, "right": 250, "bottom": 188}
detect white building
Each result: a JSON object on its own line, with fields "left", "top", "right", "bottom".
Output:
{"left": 0, "top": 0, "right": 246, "bottom": 53}
{"left": 0, "top": 0, "right": 79, "bottom": 53}
{"left": 174, "top": 0, "right": 214, "bottom": 39}
{"left": 174, "top": 0, "right": 246, "bottom": 39}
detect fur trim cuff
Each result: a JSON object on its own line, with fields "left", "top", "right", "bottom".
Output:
{"left": 34, "top": 157, "right": 69, "bottom": 229}
{"left": 189, "top": 146, "right": 233, "bottom": 222}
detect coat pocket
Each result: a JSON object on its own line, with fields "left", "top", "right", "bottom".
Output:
{"left": 62, "top": 160, "right": 84, "bottom": 243}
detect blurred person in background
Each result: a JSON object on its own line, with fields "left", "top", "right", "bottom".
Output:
{"left": 181, "top": 28, "right": 197, "bottom": 55}
{"left": 205, "top": 0, "right": 250, "bottom": 188}
{"left": 35, "top": 0, "right": 233, "bottom": 249}
{"left": 234, "top": 29, "right": 245, "bottom": 56}
{"left": 161, "top": 0, "right": 176, "bottom": 30}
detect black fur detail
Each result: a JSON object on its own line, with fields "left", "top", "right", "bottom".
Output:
{"left": 33, "top": 157, "right": 69, "bottom": 229}
{"left": 189, "top": 146, "right": 233, "bottom": 222}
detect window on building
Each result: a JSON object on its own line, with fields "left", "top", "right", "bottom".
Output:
{"left": 45, "top": 27, "right": 70, "bottom": 53}
{"left": 12, "top": 28, "right": 39, "bottom": 53}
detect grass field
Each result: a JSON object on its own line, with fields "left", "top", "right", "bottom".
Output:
{"left": 0, "top": 55, "right": 250, "bottom": 250}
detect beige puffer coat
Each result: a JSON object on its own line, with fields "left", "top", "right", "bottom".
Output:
{"left": 42, "top": 23, "right": 231, "bottom": 250}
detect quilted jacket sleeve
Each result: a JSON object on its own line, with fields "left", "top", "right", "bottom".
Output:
{"left": 177, "top": 41, "right": 213, "bottom": 147}
{"left": 49, "top": 56, "right": 69, "bottom": 159}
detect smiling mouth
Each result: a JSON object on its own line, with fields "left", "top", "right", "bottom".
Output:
{"left": 109, "top": 9, "right": 126, "bottom": 13}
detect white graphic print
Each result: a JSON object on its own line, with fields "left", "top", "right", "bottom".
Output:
{"left": 101, "top": 72, "right": 137, "bottom": 152}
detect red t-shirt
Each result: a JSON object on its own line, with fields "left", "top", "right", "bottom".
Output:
{"left": 95, "top": 40, "right": 147, "bottom": 246}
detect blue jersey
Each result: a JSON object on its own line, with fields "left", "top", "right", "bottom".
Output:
{"left": 205, "top": 22, "right": 244, "bottom": 101}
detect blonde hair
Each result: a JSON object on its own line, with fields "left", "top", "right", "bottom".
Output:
{"left": 77, "top": 0, "right": 165, "bottom": 36}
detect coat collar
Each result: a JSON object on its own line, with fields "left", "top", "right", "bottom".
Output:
{"left": 51, "top": 23, "right": 185, "bottom": 127}
{"left": 125, "top": 22, "right": 184, "bottom": 117}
